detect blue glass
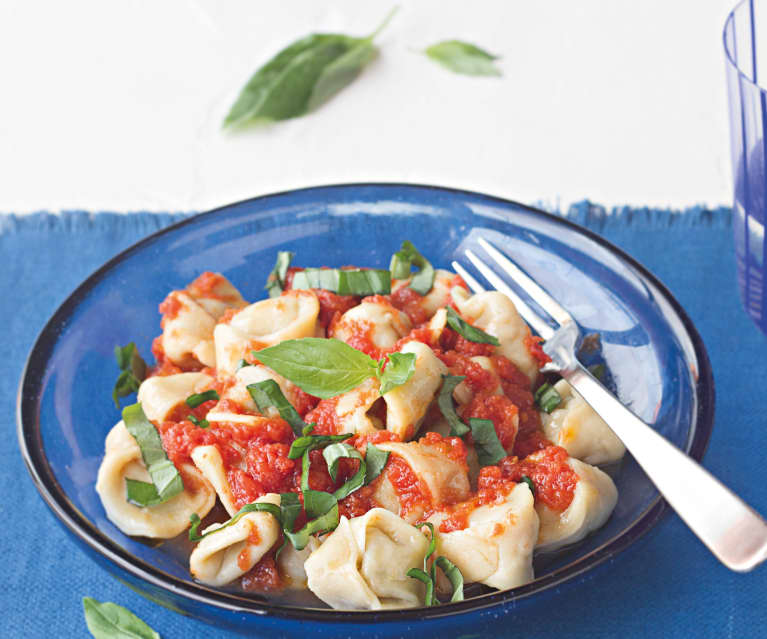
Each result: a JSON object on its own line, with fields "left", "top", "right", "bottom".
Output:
{"left": 17, "top": 184, "right": 714, "bottom": 637}
{"left": 725, "top": 0, "right": 767, "bottom": 333}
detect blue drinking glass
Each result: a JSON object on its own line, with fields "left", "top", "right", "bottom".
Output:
{"left": 725, "top": 0, "right": 767, "bottom": 332}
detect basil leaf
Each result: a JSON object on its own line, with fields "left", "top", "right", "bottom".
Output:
{"left": 364, "top": 444, "right": 389, "bottom": 484}
{"left": 284, "top": 498, "right": 339, "bottom": 551}
{"left": 255, "top": 338, "right": 379, "bottom": 399}
{"left": 223, "top": 9, "right": 395, "bottom": 128}
{"left": 415, "top": 522, "right": 437, "bottom": 570}
{"left": 303, "top": 488, "right": 337, "bottom": 520}
{"left": 378, "top": 352, "right": 416, "bottom": 395}
{"left": 434, "top": 556, "right": 465, "bottom": 602}
{"left": 112, "top": 343, "right": 147, "bottom": 409}
{"left": 323, "top": 443, "right": 366, "bottom": 500}
{"left": 82, "top": 597, "right": 160, "bottom": 639}
{"left": 389, "top": 241, "right": 435, "bottom": 295}
{"left": 424, "top": 40, "right": 502, "bottom": 77}
{"left": 406, "top": 568, "right": 436, "bottom": 606}
{"left": 236, "top": 358, "right": 253, "bottom": 371}
{"left": 265, "top": 251, "right": 294, "bottom": 298}
{"left": 469, "top": 417, "right": 507, "bottom": 466}
{"left": 188, "top": 501, "right": 282, "bottom": 542}
{"left": 279, "top": 491, "right": 302, "bottom": 533}
{"left": 122, "top": 403, "right": 183, "bottom": 505}
{"left": 520, "top": 475, "right": 536, "bottom": 496}
{"left": 187, "top": 415, "right": 209, "bottom": 429}
{"left": 534, "top": 382, "right": 562, "bottom": 413}
{"left": 290, "top": 268, "right": 391, "bottom": 296}
{"left": 124, "top": 479, "right": 164, "bottom": 508}
{"left": 438, "top": 374, "right": 470, "bottom": 436}
{"left": 445, "top": 307, "right": 500, "bottom": 346}
{"left": 247, "top": 379, "right": 311, "bottom": 436}
{"left": 185, "top": 389, "right": 219, "bottom": 408}
{"left": 288, "top": 432, "right": 353, "bottom": 460}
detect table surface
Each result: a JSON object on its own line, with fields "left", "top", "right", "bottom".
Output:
{"left": 3, "top": 205, "right": 767, "bottom": 638}
{"left": 0, "top": 0, "right": 736, "bottom": 214}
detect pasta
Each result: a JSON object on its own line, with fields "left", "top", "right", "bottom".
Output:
{"left": 97, "top": 243, "right": 623, "bottom": 609}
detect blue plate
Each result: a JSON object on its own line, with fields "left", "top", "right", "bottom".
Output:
{"left": 17, "top": 184, "right": 714, "bottom": 637}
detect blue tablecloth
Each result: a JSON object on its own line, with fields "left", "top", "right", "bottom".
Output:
{"left": 3, "top": 204, "right": 767, "bottom": 638}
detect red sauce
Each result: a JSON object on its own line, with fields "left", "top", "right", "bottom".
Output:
{"left": 228, "top": 468, "right": 264, "bottom": 508}
{"left": 439, "top": 327, "right": 496, "bottom": 357}
{"left": 332, "top": 318, "right": 383, "bottom": 359}
{"left": 187, "top": 271, "right": 234, "bottom": 301}
{"left": 245, "top": 442, "right": 296, "bottom": 494}
{"left": 304, "top": 398, "right": 342, "bottom": 435}
{"left": 165, "top": 398, "right": 217, "bottom": 423}
{"left": 438, "top": 468, "right": 517, "bottom": 533}
{"left": 241, "top": 552, "right": 283, "bottom": 592}
{"left": 148, "top": 337, "right": 184, "bottom": 377}
{"left": 436, "top": 350, "right": 496, "bottom": 393}
{"left": 339, "top": 484, "right": 378, "bottom": 519}
{"left": 217, "top": 306, "right": 241, "bottom": 324}
{"left": 461, "top": 394, "right": 519, "bottom": 451}
{"left": 311, "top": 289, "right": 360, "bottom": 329}
{"left": 158, "top": 292, "right": 184, "bottom": 324}
{"left": 236, "top": 522, "right": 262, "bottom": 571}
{"left": 348, "top": 430, "right": 400, "bottom": 454}
{"left": 524, "top": 334, "right": 551, "bottom": 368}
{"left": 390, "top": 286, "right": 430, "bottom": 325}
{"left": 386, "top": 455, "right": 431, "bottom": 517}
{"left": 419, "top": 431, "right": 468, "bottom": 469}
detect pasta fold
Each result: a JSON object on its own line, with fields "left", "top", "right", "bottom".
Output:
{"left": 137, "top": 372, "right": 214, "bottom": 424}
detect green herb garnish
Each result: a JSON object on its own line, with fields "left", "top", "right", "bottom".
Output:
{"left": 288, "top": 432, "right": 354, "bottom": 460}
{"left": 424, "top": 40, "right": 501, "bottom": 77}
{"left": 247, "top": 379, "right": 312, "bottom": 436}
{"left": 469, "top": 418, "right": 507, "bottom": 466}
{"left": 364, "top": 443, "right": 390, "bottom": 484}
{"left": 265, "top": 251, "right": 294, "bottom": 298}
{"left": 434, "top": 556, "right": 464, "bottom": 602}
{"left": 534, "top": 382, "right": 562, "bottom": 413}
{"left": 437, "top": 374, "right": 470, "bottom": 436}
{"left": 290, "top": 268, "right": 391, "bottom": 296}
{"left": 187, "top": 414, "right": 209, "bottom": 429}
{"left": 323, "top": 443, "right": 366, "bottom": 500}
{"left": 520, "top": 475, "right": 536, "bottom": 495}
{"left": 445, "top": 307, "right": 500, "bottom": 346}
{"left": 112, "top": 343, "right": 147, "bottom": 409}
{"left": 377, "top": 351, "right": 417, "bottom": 394}
{"left": 188, "top": 501, "right": 283, "bottom": 542}
{"left": 407, "top": 522, "right": 465, "bottom": 606}
{"left": 82, "top": 597, "right": 159, "bottom": 639}
{"left": 185, "top": 389, "right": 219, "bottom": 408}
{"left": 389, "top": 240, "right": 435, "bottom": 295}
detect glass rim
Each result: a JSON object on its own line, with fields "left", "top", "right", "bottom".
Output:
{"left": 723, "top": 0, "right": 767, "bottom": 95}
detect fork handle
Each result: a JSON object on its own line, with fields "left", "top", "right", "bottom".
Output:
{"left": 564, "top": 363, "right": 767, "bottom": 572}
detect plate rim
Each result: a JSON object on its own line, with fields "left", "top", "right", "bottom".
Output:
{"left": 16, "top": 182, "right": 715, "bottom": 623}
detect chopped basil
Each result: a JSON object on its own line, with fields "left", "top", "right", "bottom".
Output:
{"left": 377, "top": 352, "right": 416, "bottom": 395}
{"left": 265, "top": 251, "right": 294, "bottom": 298}
{"left": 415, "top": 521, "right": 437, "bottom": 570}
{"left": 247, "top": 379, "right": 312, "bottom": 436}
{"left": 187, "top": 414, "right": 209, "bottom": 429}
{"left": 389, "top": 240, "right": 435, "bottom": 295}
{"left": 284, "top": 498, "right": 339, "bottom": 551}
{"left": 290, "top": 268, "right": 391, "bottom": 296}
{"left": 122, "top": 403, "right": 183, "bottom": 506}
{"left": 445, "top": 307, "right": 500, "bottom": 346}
{"left": 520, "top": 475, "right": 536, "bottom": 496}
{"left": 434, "top": 556, "right": 464, "bottom": 602}
{"left": 406, "top": 568, "right": 436, "bottom": 606}
{"left": 323, "top": 443, "right": 365, "bottom": 500}
{"left": 469, "top": 418, "right": 507, "bottom": 466}
{"left": 185, "top": 389, "right": 219, "bottom": 408}
{"left": 534, "top": 382, "right": 562, "bottom": 413}
{"left": 408, "top": 522, "right": 465, "bottom": 606}
{"left": 288, "top": 432, "right": 353, "bottom": 460}
{"left": 364, "top": 443, "right": 390, "bottom": 484}
{"left": 303, "top": 486, "right": 337, "bottom": 520}
{"left": 124, "top": 478, "right": 165, "bottom": 508}
{"left": 82, "top": 597, "right": 159, "bottom": 639}
{"left": 112, "top": 343, "right": 147, "bottom": 409}
{"left": 438, "top": 374, "right": 470, "bottom": 436}
{"left": 188, "top": 501, "right": 282, "bottom": 542}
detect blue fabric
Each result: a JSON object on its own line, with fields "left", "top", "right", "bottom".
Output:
{"left": 3, "top": 205, "right": 766, "bottom": 638}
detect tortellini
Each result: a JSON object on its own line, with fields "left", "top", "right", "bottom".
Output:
{"left": 392, "top": 269, "right": 459, "bottom": 317}
{"left": 535, "top": 457, "right": 618, "bottom": 552}
{"left": 221, "top": 363, "right": 306, "bottom": 418}
{"left": 451, "top": 287, "right": 539, "bottom": 383}
{"left": 190, "top": 445, "right": 239, "bottom": 516}
{"left": 137, "top": 372, "right": 214, "bottom": 424}
{"left": 277, "top": 537, "right": 321, "bottom": 590}
{"left": 331, "top": 298, "right": 412, "bottom": 352}
{"left": 189, "top": 493, "right": 281, "bottom": 586}
{"left": 160, "top": 273, "right": 245, "bottom": 368}
{"left": 96, "top": 421, "right": 215, "bottom": 538}
{"left": 428, "top": 483, "right": 539, "bottom": 590}
{"left": 541, "top": 379, "right": 626, "bottom": 466}
{"left": 214, "top": 290, "right": 320, "bottom": 375}
{"left": 330, "top": 377, "right": 384, "bottom": 434}
{"left": 304, "top": 509, "right": 429, "bottom": 609}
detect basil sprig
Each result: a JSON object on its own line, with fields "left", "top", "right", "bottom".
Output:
{"left": 437, "top": 374, "right": 470, "bottom": 436}
{"left": 112, "top": 343, "right": 147, "bottom": 409}
{"left": 469, "top": 418, "right": 507, "bottom": 467}
{"left": 291, "top": 268, "right": 391, "bottom": 296}
{"left": 424, "top": 40, "right": 502, "bottom": 77}
{"left": 534, "top": 382, "right": 562, "bottom": 413}
{"left": 82, "top": 597, "right": 159, "bottom": 639}
{"left": 185, "top": 389, "right": 219, "bottom": 408}
{"left": 247, "top": 379, "right": 313, "bottom": 436}
{"left": 122, "top": 403, "right": 183, "bottom": 507}
{"left": 223, "top": 9, "right": 396, "bottom": 128}
{"left": 445, "top": 307, "right": 500, "bottom": 346}
{"left": 266, "top": 251, "right": 294, "bottom": 298}
{"left": 389, "top": 240, "right": 435, "bottom": 295}
{"left": 407, "top": 522, "right": 465, "bottom": 606}
{"left": 254, "top": 338, "right": 416, "bottom": 399}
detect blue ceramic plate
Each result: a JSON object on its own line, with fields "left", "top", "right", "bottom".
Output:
{"left": 17, "top": 184, "right": 713, "bottom": 637}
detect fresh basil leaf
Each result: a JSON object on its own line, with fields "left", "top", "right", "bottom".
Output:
{"left": 438, "top": 374, "right": 470, "bottom": 436}
{"left": 434, "top": 556, "right": 465, "bottom": 602}
{"left": 469, "top": 417, "right": 507, "bottom": 466}
{"left": 378, "top": 352, "right": 416, "bottom": 394}
{"left": 112, "top": 343, "right": 147, "bottom": 409}
{"left": 520, "top": 475, "right": 536, "bottom": 495}
{"left": 291, "top": 268, "right": 391, "bottom": 296}
{"left": 389, "top": 240, "right": 435, "bottom": 295}
{"left": 122, "top": 403, "right": 183, "bottom": 505}
{"left": 406, "top": 567, "right": 437, "bottom": 606}
{"left": 303, "top": 487, "right": 338, "bottom": 521}
{"left": 323, "top": 443, "right": 366, "bottom": 500}
{"left": 414, "top": 522, "right": 437, "bottom": 570}
{"left": 185, "top": 389, "right": 219, "bottom": 408}
{"left": 223, "top": 9, "right": 395, "bottom": 128}
{"left": 424, "top": 40, "right": 501, "bottom": 77}
{"left": 187, "top": 414, "right": 209, "bottom": 429}
{"left": 288, "top": 432, "right": 353, "bottom": 460}
{"left": 534, "top": 382, "right": 562, "bottom": 413}
{"left": 445, "top": 307, "right": 500, "bottom": 345}
{"left": 265, "top": 251, "right": 294, "bottom": 298}
{"left": 247, "top": 379, "right": 311, "bottom": 436}
{"left": 125, "top": 479, "right": 164, "bottom": 508}
{"left": 82, "top": 597, "right": 160, "bottom": 639}
{"left": 302, "top": 423, "right": 315, "bottom": 436}
{"left": 300, "top": 449, "right": 312, "bottom": 493}
{"left": 255, "top": 338, "right": 379, "bottom": 399}
{"left": 364, "top": 444, "right": 389, "bottom": 484}
{"left": 279, "top": 491, "right": 302, "bottom": 533}
{"left": 284, "top": 498, "right": 339, "bottom": 551}
{"left": 188, "top": 501, "right": 282, "bottom": 542}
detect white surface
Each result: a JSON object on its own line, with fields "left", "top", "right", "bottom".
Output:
{"left": 0, "top": 0, "right": 737, "bottom": 214}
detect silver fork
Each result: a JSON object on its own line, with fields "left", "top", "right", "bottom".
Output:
{"left": 453, "top": 237, "right": 767, "bottom": 572}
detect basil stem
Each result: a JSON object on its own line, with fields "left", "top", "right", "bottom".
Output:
{"left": 520, "top": 475, "right": 536, "bottom": 495}
{"left": 122, "top": 403, "right": 183, "bottom": 506}
{"left": 265, "top": 251, "right": 294, "bottom": 298}
{"left": 247, "top": 379, "right": 312, "bottom": 436}
{"left": 290, "top": 268, "right": 391, "bottom": 296}
{"left": 82, "top": 597, "right": 160, "bottom": 639}
{"left": 185, "top": 389, "right": 219, "bottom": 408}
{"left": 469, "top": 418, "right": 507, "bottom": 466}
{"left": 445, "top": 307, "right": 500, "bottom": 346}
{"left": 437, "top": 374, "right": 470, "bottom": 436}
{"left": 112, "top": 343, "right": 147, "bottom": 409}
{"left": 377, "top": 352, "right": 416, "bottom": 395}
{"left": 534, "top": 382, "right": 562, "bottom": 413}
{"left": 389, "top": 240, "right": 435, "bottom": 295}
{"left": 424, "top": 40, "right": 502, "bottom": 77}
{"left": 188, "top": 502, "right": 282, "bottom": 542}
{"left": 364, "top": 444, "right": 389, "bottom": 484}
{"left": 323, "top": 443, "right": 366, "bottom": 500}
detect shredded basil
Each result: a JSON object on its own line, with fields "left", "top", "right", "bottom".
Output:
{"left": 406, "top": 568, "right": 436, "bottom": 606}
{"left": 112, "top": 343, "right": 147, "bottom": 409}
{"left": 187, "top": 414, "right": 209, "bottom": 429}
{"left": 534, "top": 382, "right": 562, "bottom": 413}
{"left": 185, "top": 389, "right": 219, "bottom": 408}
{"left": 188, "top": 501, "right": 282, "bottom": 542}
{"left": 323, "top": 443, "right": 366, "bottom": 500}
{"left": 265, "top": 251, "right": 294, "bottom": 298}
{"left": 520, "top": 475, "right": 536, "bottom": 495}
{"left": 284, "top": 499, "right": 339, "bottom": 551}
{"left": 445, "top": 307, "right": 500, "bottom": 346}
{"left": 438, "top": 374, "right": 470, "bottom": 436}
{"left": 124, "top": 479, "right": 165, "bottom": 508}
{"left": 122, "top": 403, "right": 183, "bottom": 507}
{"left": 377, "top": 352, "right": 416, "bottom": 395}
{"left": 364, "top": 443, "right": 389, "bottom": 484}
{"left": 290, "top": 268, "right": 391, "bottom": 296}
{"left": 408, "top": 522, "right": 465, "bottom": 606}
{"left": 469, "top": 418, "right": 507, "bottom": 466}
{"left": 389, "top": 240, "right": 435, "bottom": 295}
{"left": 288, "top": 432, "right": 353, "bottom": 460}
{"left": 434, "top": 556, "right": 465, "bottom": 602}
{"left": 82, "top": 597, "right": 160, "bottom": 639}
{"left": 247, "top": 379, "right": 312, "bottom": 436}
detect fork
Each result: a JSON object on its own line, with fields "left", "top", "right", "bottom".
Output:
{"left": 453, "top": 237, "right": 767, "bottom": 572}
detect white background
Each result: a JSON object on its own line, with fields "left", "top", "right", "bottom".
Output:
{"left": 0, "top": 0, "right": 738, "bottom": 214}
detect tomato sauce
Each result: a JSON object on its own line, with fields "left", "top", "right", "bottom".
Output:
{"left": 390, "top": 286, "right": 430, "bottom": 325}
{"left": 419, "top": 431, "right": 468, "bottom": 469}
{"left": 241, "top": 552, "right": 283, "bottom": 593}
{"left": 386, "top": 455, "right": 432, "bottom": 517}
{"left": 304, "top": 398, "right": 342, "bottom": 435}
{"left": 312, "top": 289, "right": 360, "bottom": 330}
{"left": 524, "top": 334, "right": 551, "bottom": 368}
{"left": 187, "top": 272, "right": 234, "bottom": 301}
{"left": 158, "top": 292, "right": 184, "bottom": 325}
{"left": 332, "top": 318, "right": 383, "bottom": 359}
{"left": 462, "top": 394, "right": 519, "bottom": 451}
{"left": 148, "top": 337, "right": 184, "bottom": 377}
{"left": 437, "top": 467, "right": 517, "bottom": 533}
{"left": 436, "top": 350, "right": 496, "bottom": 393}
